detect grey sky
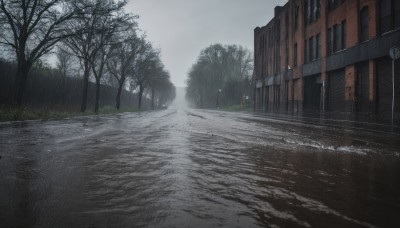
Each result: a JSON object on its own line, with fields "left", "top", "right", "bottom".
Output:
{"left": 126, "top": 0, "right": 286, "bottom": 87}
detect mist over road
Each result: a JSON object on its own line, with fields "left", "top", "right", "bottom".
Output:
{"left": 1, "top": 95, "right": 399, "bottom": 227}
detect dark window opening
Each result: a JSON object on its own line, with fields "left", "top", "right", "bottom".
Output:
{"left": 379, "top": 0, "right": 400, "bottom": 34}
{"left": 309, "top": 36, "right": 314, "bottom": 61}
{"left": 305, "top": 0, "right": 321, "bottom": 24}
{"left": 333, "top": 24, "right": 340, "bottom": 52}
{"left": 304, "top": 39, "right": 308, "bottom": 63}
{"left": 328, "top": 0, "right": 344, "bottom": 12}
{"left": 341, "top": 20, "right": 346, "bottom": 49}
{"left": 294, "top": 5, "right": 299, "bottom": 31}
{"left": 294, "top": 43, "right": 298, "bottom": 66}
{"left": 380, "top": 0, "right": 391, "bottom": 34}
{"left": 316, "top": 34, "right": 321, "bottom": 59}
{"left": 327, "top": 28, "right": 332, "bottom": 55}
{"left": 395, "top": 1, "right": 400, "bottom": 27}
{"left": 360, "top": 7, "right": 369, "bottom": 42}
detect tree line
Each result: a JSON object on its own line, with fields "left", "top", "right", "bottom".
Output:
{"left": 0, "top": 0, "right": 175, "bottom": 112}
{"left": 186, "top": 44, "right": 253, "bottom": 109}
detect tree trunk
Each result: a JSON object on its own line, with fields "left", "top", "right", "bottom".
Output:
{"left": 94, "top": 78, "right": 101, "bottom": 113}
{"left": 138, "top": 84, "right": 143, "bottom": 110}
{"left": 13, "top": 60, "right": 30, "bottom": 107}
{"left": 80, "top": 61, "right": 90, "bottom": 112}
{"left": 116, "top": 81, "right": 123, "bottom": 110}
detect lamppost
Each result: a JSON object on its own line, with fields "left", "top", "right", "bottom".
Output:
{"left": 216, "top": 89, "right": 222, "bottom": 109}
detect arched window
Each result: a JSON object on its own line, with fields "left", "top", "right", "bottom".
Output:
{"left": 360, "top": 7, "right": 369, "bottom": 42}
{"left": 379, "top": 0, "right": 391, "bottom": 34}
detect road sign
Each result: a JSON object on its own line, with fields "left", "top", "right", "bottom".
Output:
{"left": 389, "top": 46, "right": 400, "bottom": 60}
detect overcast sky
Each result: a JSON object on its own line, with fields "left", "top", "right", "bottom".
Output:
{"left": 125, "top": 0, "right": 286, "bottom": 88}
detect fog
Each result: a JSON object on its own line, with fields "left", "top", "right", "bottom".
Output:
{"left": 169, "top": 87, "right": 188, "bottom": 110}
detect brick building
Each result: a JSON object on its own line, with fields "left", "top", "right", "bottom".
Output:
{"left": 253, "top": 0, "right": 400, "bottom": 121}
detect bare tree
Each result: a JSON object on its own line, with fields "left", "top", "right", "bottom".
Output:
{"left": 0, "top": 0, "right": 81, "bottom": 106}
{"left": 56, "top": 47, "right": 73, "bottom": 82}
{"left": 149, "top": 69, "right": 175, "bottom": 109}
{"left": 89, "top": 10, "right": 132, "bottom": 113}
{"left": 63, "top": 0, "right": 130, "bottom": 112}
{"left": 129, "top": 42, "right": 159, "bottom": 110}
{"left": 107, "top": 30, "right": 145, "bottom": 110}
{"left": 186, "top": 44, "right": 253, "bottom": 108}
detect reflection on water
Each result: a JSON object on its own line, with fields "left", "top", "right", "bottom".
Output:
{"left": 0, "top": 108, "right": 399, "bottom": 228}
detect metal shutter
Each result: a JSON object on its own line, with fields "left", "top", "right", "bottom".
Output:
{"left": 328, "top": 70, "right": 345, "bottom": 112}
{"left": 304, "top": 75, "right": 322, "bottom": 112}
{"left": 356, "top": 62, "right": 370, "bottom": 113}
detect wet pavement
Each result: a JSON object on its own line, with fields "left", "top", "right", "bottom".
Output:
{"left": 0, "top": 107, "right": 400, "bottom": 228}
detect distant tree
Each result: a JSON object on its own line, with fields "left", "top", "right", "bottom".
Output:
{"left": 56, "top": 47, "right": 73, "bottom": 82}
{"left": 0, "top": 0, "right": 81, "bottom": 106}
{"left": 150, "top": 72, "right": 175, "bottom": 108}
{"left": 186, "top": 44, "right": 253, "bottom": 108}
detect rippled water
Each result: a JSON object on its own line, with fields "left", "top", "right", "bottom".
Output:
{"left": 0, "top": 108, "right": 399, "bottom": 228}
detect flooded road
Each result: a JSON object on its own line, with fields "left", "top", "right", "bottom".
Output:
{"left": 1, "top": 108, "right": 400, "bottom": 228}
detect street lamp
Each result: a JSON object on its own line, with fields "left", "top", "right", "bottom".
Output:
{"left": 216, "top": 89, "right": 222, "bottom": 109}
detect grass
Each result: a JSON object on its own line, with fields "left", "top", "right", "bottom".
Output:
{"left": 0, "top": 106, "right": 142, "bottom": 122}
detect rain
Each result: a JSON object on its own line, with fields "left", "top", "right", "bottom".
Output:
{"left": 1, "top": 0, "right": 400, "bottom": 228}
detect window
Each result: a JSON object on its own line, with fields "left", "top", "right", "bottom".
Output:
{"left": 327, "top": 28, "right": 332, "bottom": 55}
{"left": 310, "top": 0, "right": 315, "bottom": 22}
{"left": 294, "top": 5, "right": 299, "bottom": 31}
{"left": 285, "top": 12, "right": 289, "bottom": 38}
{"left": 309, "top": 36, "right": 314, "bottom": 61}
{"left": 328, "top": 0, "right": 344, "bottom": 12}
{"left": 294, "top": 43, "right": 298, "bottom": 66}
{"left": 379, "top": 0, "right": 400, "bottom": 34}
{"left": 396, "top": 1, "right": 400, "bottom": 28}
{"left": 305, "top": 0, "right": 309, "bottom": 25}
{"left": 333, "top": 24, "right": 340, "bottom": 52}
{"left": 316, "top": 0, "right": 321, "bottom": 19}
{"left": 316, "top": 34, "right": 321, "bottom": 59}
{"left": 277, "top": 20, "right": 281, "bottom": 43}
{"left": 305, "top": 0, "right": 321, "bottom": 24}
{"left": 380, "top": 0, "right": 391, "bottom": 33}
{"left": 328, "top": 23, "right": 346, "bottom": 54}
{"left": 360, "top": 7, "right": 369, "bottom": 42}
{"left": 304, "top": 39, "right": 308, "bottom": 63}
{"left": 341, "top": 20, "right": 346, "bottom": 49}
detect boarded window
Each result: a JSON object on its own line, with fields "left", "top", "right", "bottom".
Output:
{"left": 360, "top": 7, "right": 369, "bottom": 42}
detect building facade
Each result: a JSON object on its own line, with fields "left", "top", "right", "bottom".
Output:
{"left": 253, "top": 0, "right": 400, "bottom": 121}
